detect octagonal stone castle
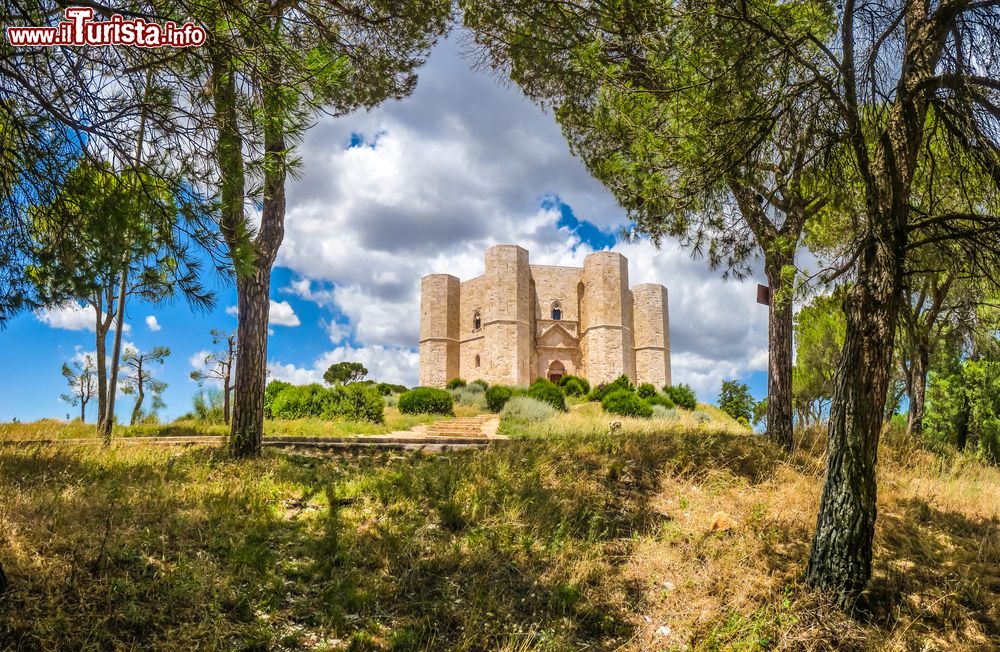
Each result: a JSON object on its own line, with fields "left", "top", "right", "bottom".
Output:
{"left": 419, "top": 245, "right": 671, "bottom": 388}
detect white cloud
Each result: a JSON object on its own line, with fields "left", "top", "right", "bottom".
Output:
{"left": 37, "top": 302, "right": 94, "bottom": 331}
{"left": 225, "top": 300, "right": 301, "bottom": 327}
{"left": 37, "top": 302, "right": 131, "bottom": 332}
{"left": 269, "top": 344, "right": 419, "bottom": 387}
{"left": 145, "top": 315, "right": 161, "bottom": 332}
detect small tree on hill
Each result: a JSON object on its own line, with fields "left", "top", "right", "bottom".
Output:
{"left": 323, "top": 362, "right": 368, "bottom": 386}
{"left": 60, "top": 355, "right": 97, "bottom": 422}
{"left": 121, "top": 345, "right": 170, "bottom": 426}
{"left": 191, "top": 329, "right": 237, "bottom": 425}
{"left": 719, "top": 379, "right": 755, "bottom": 424}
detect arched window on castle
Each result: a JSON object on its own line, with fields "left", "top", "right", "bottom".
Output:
{"left": 475, "top": 354, "right": 481, "bottom": 368}
{"left": 551, "top": 301, "right": 562, "bottom": 321}
{"left": 473, "top": 310, "right": 482, "bottom": 331}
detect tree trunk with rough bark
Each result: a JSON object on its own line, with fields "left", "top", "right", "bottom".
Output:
{"left": 805, "top": 217, "right": 905, "bottom": 607}
{"left": 100, "top": 268, "right": 128, "bottom": 443}
{"left": 229, "top": 269, "right": 271, "bottom": 456}
{"left": 907, "top": 345, "right": 929, "bottom": 436}
{"left": 223, "top": 371, "right": 231, "bottom": 425}
{"left": 765, "top": 256, "right": 795, "bottom": 451}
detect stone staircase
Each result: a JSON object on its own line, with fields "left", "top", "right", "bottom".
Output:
{"left": 423, "top": 414, "right": 499, "bottom": 438}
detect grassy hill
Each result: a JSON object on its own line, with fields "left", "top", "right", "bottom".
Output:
{"left": 0, "top": 418, "right": 997, "bottom": 650}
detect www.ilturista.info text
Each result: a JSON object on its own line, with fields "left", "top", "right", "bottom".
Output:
{"left": 6, "top": 7, "right": 205, "bottom": 48}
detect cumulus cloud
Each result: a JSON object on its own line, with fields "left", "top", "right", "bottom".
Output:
{"left": 145, "top": 315, "right": 161, "bottom": 332}
{"left": 225, "top": 300, "right": 301, "bottom": 327}
{"left": 269, "top": 344, "right": 419, "bottom": 387}
{"left": 269, "top": 35, "right": 770, "bottom": 402}
{"left": 37, "top": 302, "right": 130, "bottom": 332}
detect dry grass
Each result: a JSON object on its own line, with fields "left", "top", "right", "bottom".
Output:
{"left": 0, "top": 407, "right": 472, "bottom": 442}
{"left": 0, "top": 419, "right": 996, "bottom": 650}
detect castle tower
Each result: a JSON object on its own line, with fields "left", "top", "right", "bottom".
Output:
{"left": 580, "top": 251, "right": 635, "bottom": 384}
{"left": 632, "top": 283, "right": 672, "bottom": 388}
{"left": 418, "top": 274, "right": 460, "bottom": 387}
{"left": 483, "top": 245, "right": 532, "bottom": 385}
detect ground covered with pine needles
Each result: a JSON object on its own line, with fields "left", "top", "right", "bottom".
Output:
{"left": 0, "top": 417, "right": 997, "bottom": 650}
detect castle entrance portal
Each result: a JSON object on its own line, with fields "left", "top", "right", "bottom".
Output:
{"left": 547, "top": 361, "right": 566, "bottom": 384}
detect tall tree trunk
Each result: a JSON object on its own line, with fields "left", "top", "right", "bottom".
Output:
{"left": 230, "top": 270, "right": 271, "bottom": 456}
{"left": 765, "top": 255, "right": 794, "bottom": 451}
{"left": 93, "top": 291, "right": 112, "bottom": 426}
{"left": 906, "top": 345, "right": 929, "bottom": 436}
{"left": 223, "top": 372, "right": 231, "bottom": 425}
{"left": 956, "top": 390, "right": 970, "bottom": 451}
{"left": 805, "top": 227, "right": 904, "bottom": 608}
{"left": 130, "top": 387, "right": 144, "bottom": 426}
{"left": 100, "top": 268, "right": 128, "bottom": 443}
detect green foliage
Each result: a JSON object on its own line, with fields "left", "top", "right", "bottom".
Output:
{"left": 470, "top": 379, "right": 489, "bottom": 391}
{"left": 323, "top": 361, "right": 368, "bottom": 386}
{"left": 651, "top": 405, "right": 678, "bottom": 420}
{"left": 191, "top": 390, "right": 226, "bottom": 424}
{"left": 719, "top": 379, "right": 755, "bottom": 423}
{"left": 398, "top": 387, "right": 454, "bottom": 416}
{"left": 264, "top": 380, "right": 292, "bottom": 419}
{"left": 375, "top": 383, "right": 408, "bottom": 396}
{"left": 637, "top": 383, "right": 657, "bottom": 399}
{"left": 562, "top": 377, "right": 587, "bottom": 397}
{"left": 588, "top": 375, "right": 633, "bottom": 402}
{"left": 500, "top": 396, "right": 556, "bottom": 423}
{"left": 269, "top": 383, "right": 384, "bottom": 423}
{"left": 558, "top": 374, "right": 590, "bottom": 394}
{"left": 527, "top": 378, "right": 567, "bottom": 411}
{"left": 446, "top": 378, "right": 467, "bottom": 390}
{"left": 664, "top": 384, "right": 698, "bottom": 410}
{"left": 60, "top": 354, "right": 96, "bottom": 421}
{"left": 793, "top": 291, "right": 846, "bottom": 424}
{"left": 647, "top": 393, "right": 676, "bottom": 409}
{"left": 485, "top": 385, "right": 516, "bottom": 413}
{"left": 926, "top": 360, "right": 1000, "bottom": 464}
{"left": 601, "top": 389, "right": 653, "bottom": 419}
{"left": 450, "top": 387, "right": 488, "bottom": 410}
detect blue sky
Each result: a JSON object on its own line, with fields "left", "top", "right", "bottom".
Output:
{"left": 2, "top": 36, "right": 770, "bottom": 424}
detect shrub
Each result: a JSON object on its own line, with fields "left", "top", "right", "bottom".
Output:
{"left": 446, "top": 378, "right": 467, "bottom": 390}
{"left": 528, "top": 378, "right": 567, "bottom": 411}
{"left": 637, "top": 383, "right": 657, "bottom": 399}
{"left": 485, "top": 385, "right": 516, "bottom": 413}
{"left": 602, "top": 389, "right": 653, "bottom": 418}
{"left": 693, "top": 410, "right": 711, "bottom": 422}
{"left": 464, "top": 381, "right": 486, "bottom": 394}
{"left": 558, "top": 374, "right": 590, "bottom": 394}
{"left": 588, "top": 374, "right": 634, "bottom": 402}
{"left": 664, "top": 383, "right": 698, "bottom": 410}
{"left": 264, "top": 380, "right": 292, "bottom": 419}
{"left": 651, "top": 405, "right": 677, "bottom": 420}
{"left": 470, "top": 379, "right": 489, "bottom": 391}
{"left": 562, "top": 377, "right": 586, "bottom": 397}
{"left": 375, "top": 382, "right": 408, "bottom": 396}
{"left": 648, "top": 393, "right": 676, "bottom": 409}
{"left": 268, "top": 383, "right": 385, "bottom": 423}
{"left": 500, "top": 396, "right": 556, "bottom": 422}
{"left": 719, "top": 379, "right": 755, "bottom": 422}
{"left": 399, "top": 387, "right": 454, "bottom": 415}
{"left": 450, "top": 387, "right": 487, "bottom": 410}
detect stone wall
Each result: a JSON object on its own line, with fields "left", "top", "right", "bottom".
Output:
{"left": 482, "top": 245, "right": 532, "bottom": 386}
{"left": 632, "top": 283, "right": 672, "bottom": 388}
{"left": 418, "top": 274, "right": 460, "bottom": 387}
{"left": 580, "top": 251, "right": 635, "bottom": 385}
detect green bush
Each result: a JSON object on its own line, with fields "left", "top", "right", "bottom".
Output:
{"left": 470, "top": 379, "right": 489, "bottom": 391}
{"left": 637, "top": 383, "right": 657, "bottom": 399}
{"left": 602, "top": 389, "right": 652, "bottom": 418}
{"left": 485, "top": 385, "right": 516, "bottom": 413}
{"left": 268, "top": 383, "right": 385, "bottom": 423}
{"left": 500, "top": 396, "right": 556, "bottom": 422}
{"left": 264, "top": 380, "right": 292, "bottom": 419}
{"left": 450, "top": 387, "right": 487, "bottom": 410}
{"left": 375, "top": 382, "right": 408, "bottom": 396}
{"left": 464, "top": 381, "right": 486, "bottom": 394}
{"left": 648, "top": 393, "right": 676, "bottom": 409}
{"left": 562, "top": 377, "right": 587, "bottom": 397}
{"left": 588, "top": 374, "right": 634, "bottom": 402}
{"left": 446, "top": 378, "right": 467, "bottom": 390}
{"left": 664, "top": 383, "right": 698, "bottom": 410}
{"left": 558, "top": 374, "right": 590, "bottom": 394}
{"left": 527, "top": 379, "right": 567, "bottom": 411}
{"left": 399, "top": 387, "right": 454, "bottom": 415}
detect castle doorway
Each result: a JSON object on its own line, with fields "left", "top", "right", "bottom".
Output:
{"left": 547, "top": 360, "right": 566, "bottom": 384}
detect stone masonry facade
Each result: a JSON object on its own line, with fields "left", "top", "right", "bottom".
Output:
{"left": 419, "top": 245, "right": 671, "bottom": 389}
